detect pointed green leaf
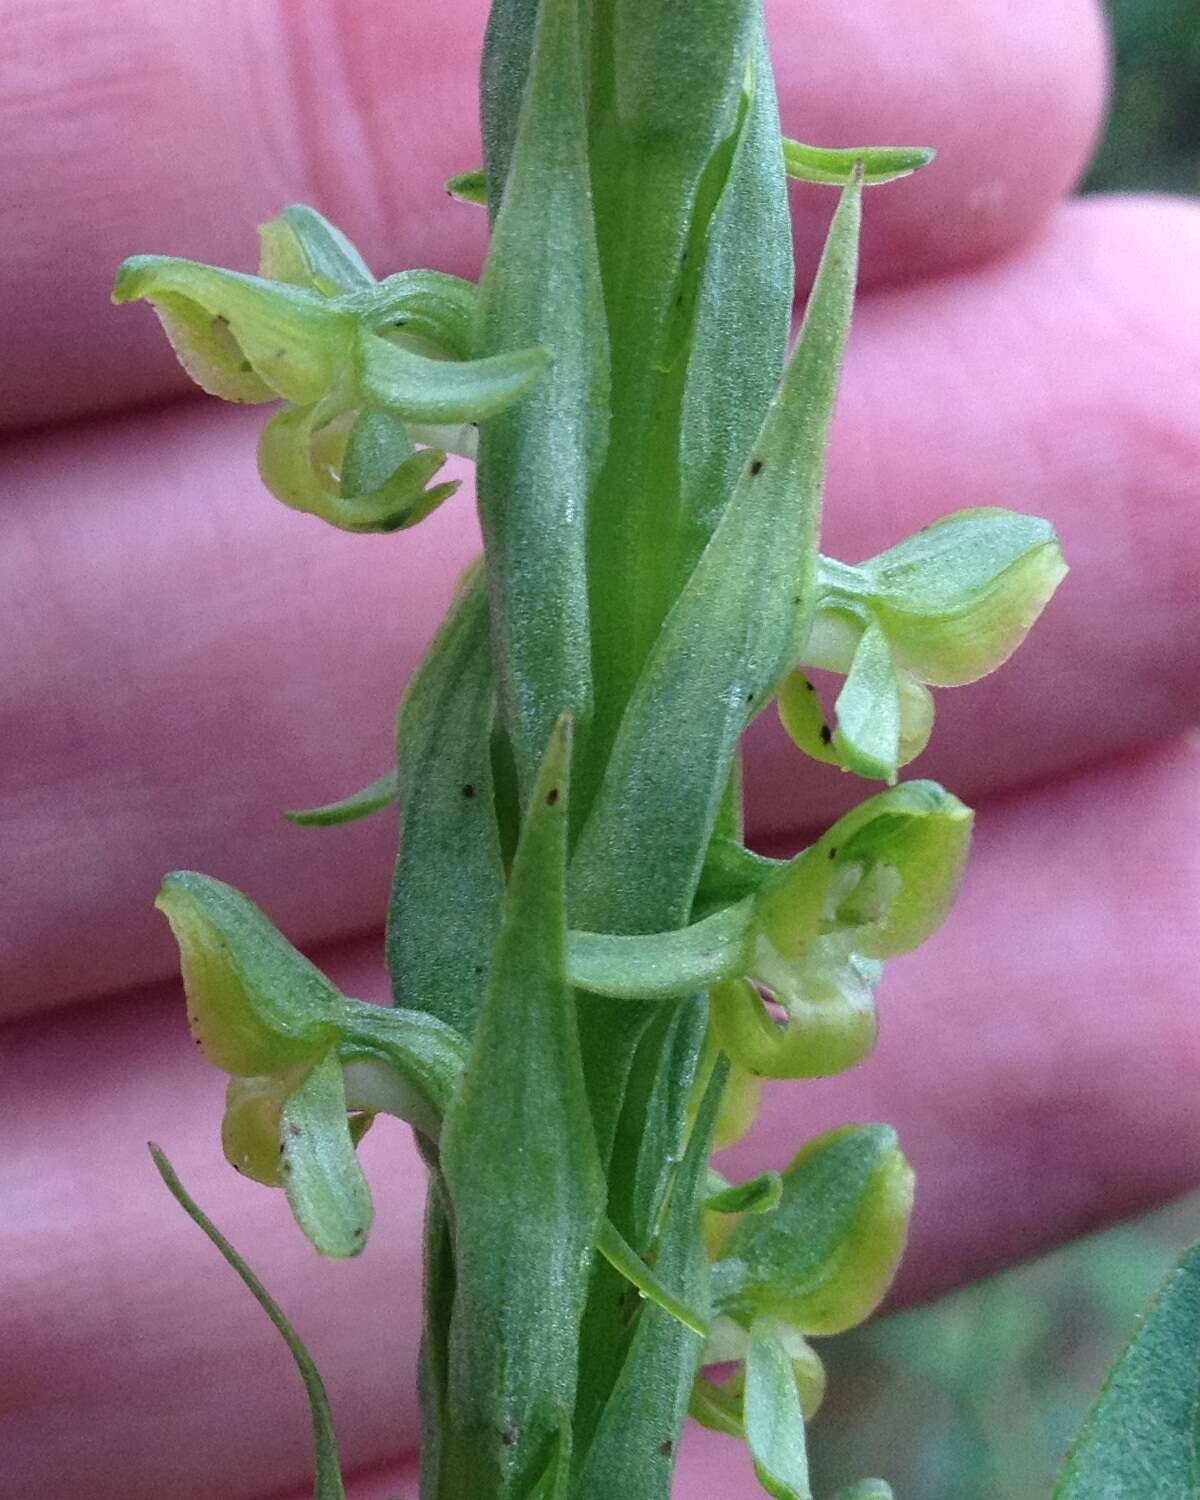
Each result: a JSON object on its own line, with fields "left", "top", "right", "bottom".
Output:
{"left": 446, "top": 169, "right": 489, "bottom": 205}
{"left": 441, "top": 717, "right": 603, "bottom": 1500}
{"left": 387, "top": 567, "right": 505, "bottom": 1035}
{"left": 113, "top": 257, "right": 347, "bottom": 404}
{"left": 479, "top": 0, "right": 539, "bottom": 219}
{"left": 706, "top": 1171, "right": 783, "bottom": 1216}
{"left": 596, "top": 1218, "right": 709, "bottom": 1339}
{"left": 744, "top": 1317, "right": 812, "bottom": 1500}
{"left": 679, "top": 22, "right": 792, "bottom": 555}
{"left": 573, "top": 171, "right": 864, "bottom": 935}
{"left": 475, "top": 0, "right": 608, "bottom": 793}
{"left": 155, "top": 871, "right": 343, "bottom": 1076}
{"left": 355, "top": 332, "right": 551, "bottom": 425}
{"left": 278, "top": 1049, "right": 374, "bottom": 1259}
{"left": 566, "top": 898, "right": 756, "bottom": 1001}
{"left": 714, "top": 1125, "right": 913, "bottom": 1335}
{"left": 257, "top": 205, "right": 376, "bottom": 296}
{"left": 149, "top": 1145, "right": 347, "bottom": 1500}
{"left": 1054, "top": 1242, "right": 1200, "bottom": 1498}
{"left": 783, "top": 139, "right": 935, "bottom": 186}
{"left": 285, "top": 770, "right": 399, "bottom": 827}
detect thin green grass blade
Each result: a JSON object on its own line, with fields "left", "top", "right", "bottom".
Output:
{"left": 148, "top": 1144, "right": 347, "bottom": 1500}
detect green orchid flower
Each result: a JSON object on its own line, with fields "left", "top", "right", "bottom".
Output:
{"left": 113, "top": 207, "right": 550, "bottom": 532}
{"left": 156, "top": 871, "right": 466, "bottom": 1257}
{"left": 781, "top": 508, "right": 1069, "bottom": 783}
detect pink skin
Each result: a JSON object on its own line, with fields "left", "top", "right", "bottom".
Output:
{"left": 2, "top": 1, "right": 1198, "bottom": 1496}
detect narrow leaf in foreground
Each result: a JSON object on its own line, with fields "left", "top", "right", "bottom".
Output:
{"left": 148, "top": 1144, "right": 347, "bottom": 1500}
{"left": 596, "top": 1218, "right": 709, "bottom": 1338}
{"left": 1054, "top": 1242, "right": 1200, "bottom": 1498}
{"left": 441, "top": 717, "right": 603, "bottom": 1499}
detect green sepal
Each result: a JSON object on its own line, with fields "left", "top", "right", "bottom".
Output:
{"left": 712, "top": 1124, "right": 914, "bottom": 1336}
{"left": 566, "top": 898, "right": 756, "bottom": 1000}
{"left": 446, "top": 170, "right": 489, "bottom": 205}
{"left": 783, "top": 139, "right": 935, "bottom": 186}
{"left": 596, "top": 1218, "right": 709, "bottom": 1338}
{"left": 257, "top": 205, "right": 375, "bottom": 296}
{"left": 744, "top": 1317, "right": 812, "bottom": 1500}
{"left": 1054, "top": 1242, "right": 1200, "bottom": 1497}
{"left": 149, "top": 1144, "right": 348, "bottom": 1500}
{"left": 440, "top": 716, "right": 603, "bottom": 1500}
{"left": 818, "top": 508, "right": 1069, "bottom": 687}
{"left": 694, "top": 1321, "right": 826, "bottom": 1425}
{"left": 705, "top": 1170, "right": 783, "bottom": 1216}
{"left": 155, "top": 871, "right": 344, "bottom": 1076}
{"left": 112, "top": 256, "right": 348, "bottom": 405}
{"left": 285, "top": 770, "right": 399, "bottom": 827}
{"left": 355, "top": 332, "right": 551, "bottom": 426}
{"left": 278, "top": 1049, "right": 374, "bottom": 1259}
{"left": 689, "top": 1374, "right": 746, "bottom": 1439}
{"left": 355, "top": 269, "right": 479, "bottom": 358}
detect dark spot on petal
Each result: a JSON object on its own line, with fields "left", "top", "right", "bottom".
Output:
{"left": 394, "top": 317, "right": 408, "bottom": 326}
{"left": 804, "top": 679, "right": 815, "bottom": 691}
{"left": 473, "top": 964, "right": 484, "bottom": 977}
{"left": 746, "top": 692, "right": 754, "bottom": 702}
{"left": 659, "top": 1440, "right": 673, "bottom": 1458}
{"left": 462, "top": 783, "right": 476, "bottom": 798}
{"left": 749, "top": 459, "right": 764, "bottom": 476}
{"left": 232, "top": 1163, "right": 242, "bottom": 1173}
{"left": 828, "top": 846, "right": 838, "bottom": 859}
{"left": 274, "top": 349, "right": 286, "bottom": 360}
{"left": 499, "top": 1429, "right": 515, "bottom": 1447}
{"left": 547, "top": 788, "right": 559, "bottom": 806}
{"left": 279, "top": 1141, "right": 286, "bottom": 1153}
{"left": 289, "top": 1124, "right": 302, "bottom": 1137}
{"left": 819, "top": 725, "right": 833, "bottom": 744}
{"left": 353, "top": 1226, "right": 364, "bottom": 1238}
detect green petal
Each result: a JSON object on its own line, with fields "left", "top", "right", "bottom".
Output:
{"left": 776, "top": 672, "right": 841, "bottom": 769}
{"left": 112, "top": 256, "right": 348, "bottom": 405}
{"left": 355, "top": 330, "right": 551, "bottom": 425}
{"left": 257, "top": 205, "right": 376, "bottom": 296}
{"left": 155, "top": 872, "right": 343, "bottom": 1076}
{"left": 334, "top": 999, "right": 469, "bottom": 1134}
{"left": 222, "top": 1072, "right": 293, "bottom": 1185}
{"left": 352, "top": 270, "right": 478, "bottom": 359}
{"left": 743, "top": 1317, "right": 812, "bottom": 1500}
{"left": 278, "top": 1050, "right": 374, "bottom": 1259}
{"left": 860, "top": 507, "right": 1069, "bottom": 686}
{"left": 713, "top": 1124, "right": 914, "bottom": 1335}
{"left": 783, "top": 139, "right": 935, "bottom": 186}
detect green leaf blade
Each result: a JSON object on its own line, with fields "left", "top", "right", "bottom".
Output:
{"left": 744, "top": 1317, "right": 812, "bottom": 1500}
{"left": 285, "top": 770, "right": 399, "bottom": 827}
{"left": 1055, "top": 1243, "right": 1200, "bottom": 1498}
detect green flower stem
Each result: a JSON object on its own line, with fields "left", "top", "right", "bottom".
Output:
{"left": 120, "top": 0, "right": 1069, "bottom": 1495}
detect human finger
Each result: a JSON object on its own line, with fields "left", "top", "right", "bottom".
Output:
{"left": 4, "top": 195, "right": 1197, "bottom": 1018}
{"left": 1, "top": 0, "right": 1107, "bottom": 429}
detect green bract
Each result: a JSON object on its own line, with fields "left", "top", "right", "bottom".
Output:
{"left": 113, "top": 210, "right": 550, "bottom": 532}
